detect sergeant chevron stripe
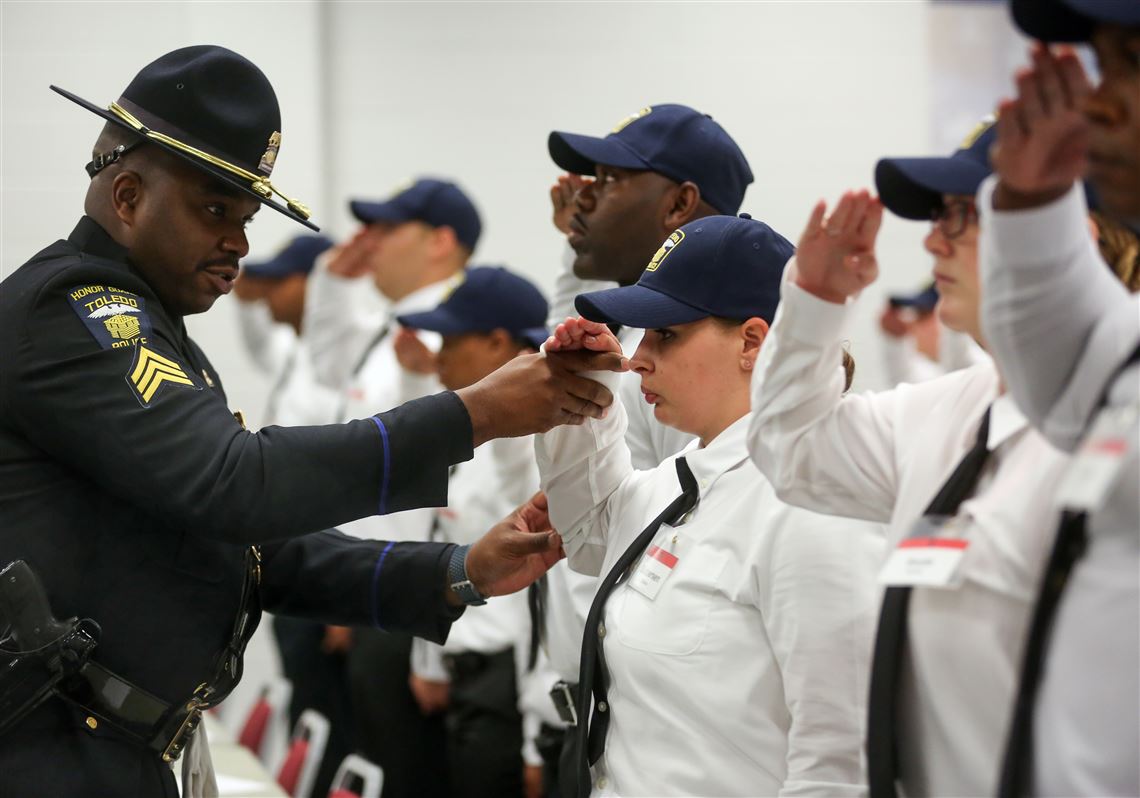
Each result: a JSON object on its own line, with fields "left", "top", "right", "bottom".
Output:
{"left": 128, "top": 346, "right": 195, "bottom": 405}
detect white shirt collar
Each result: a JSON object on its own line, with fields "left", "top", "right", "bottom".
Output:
{"left": 681, "top": 413, "right": 752, "bottom": 499}
{"left": 392, "top": 271, "right": 466, "bottom": 316}
{"left": 988, "top": 391, "right": 1029, "bottom": 451}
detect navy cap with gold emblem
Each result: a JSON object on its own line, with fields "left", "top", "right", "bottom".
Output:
{"left": 51, "top": 45, "right": 316, "bottom": 231}
{"left": 874, "top": 118, "right": 996, "bottom": 221}
{"left": 1011, "top": 0, "right": 1140, "bottom": 43}
{"left": 576, "top": 213, "right": 793, "bottom": 329}
{"left": 548, "top": 104, "right": 754, "bottom": 215}
{"left": 350, "top": 178, "right": 482, "bottom": 252}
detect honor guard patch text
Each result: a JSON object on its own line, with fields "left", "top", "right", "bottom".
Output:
{"left": 67, "top": 284, "right": 154, "bottom": 350}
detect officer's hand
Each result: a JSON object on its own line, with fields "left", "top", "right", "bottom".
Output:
{"left": 545, "top": 317, "right": 623, "bottom": 355}
{"left": 394, "top": 327, "right": 438, "bottom": 375}
{"left": 794, "top": 190, "right": 882, "bottom": 304}
{"left": 408, "top": 674, "right": 450, "bottom": 715}
{"left": 456, "top": 349, "right": 628, "bottom": 445}
{"left": 551, "top": 173, "right": 589, "bottom": 235}
{"left": 325, "top": 229, "right": 378, "bottom": 278}
{"left": 992, "top": 43, "right": 1092, "bottom": 211}
{"left": 464, "top": 492, "right": 564, "bottom": 599}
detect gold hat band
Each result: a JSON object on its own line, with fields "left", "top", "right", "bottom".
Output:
{"left": 108, "top": 102, "right": 311, "bottom": 220}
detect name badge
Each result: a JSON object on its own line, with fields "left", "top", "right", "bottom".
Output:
{"left": 1056, "top": 402, "right": 1138, "bottom": 513}
{"left": 630, "top": 534, "right": 679, "bottom": 601}
{"left": 879, "top": 516, "right": 969, "bottom": 589}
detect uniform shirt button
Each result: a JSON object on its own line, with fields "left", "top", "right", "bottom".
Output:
{"left": 597, "top": 701, "right": 608, "bottom": 712}
{"left": 598, "top": 622, "right": 606, "bottom": 638}
{"left": 597, "top": 777, "right": 608, "bottom": 789}
{"left": 85, "top": 716, "right": 98, "bottom": 730}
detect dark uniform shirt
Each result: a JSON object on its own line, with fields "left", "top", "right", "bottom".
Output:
{"left": 0, "top": 217, "right": 474, "bottom": 794}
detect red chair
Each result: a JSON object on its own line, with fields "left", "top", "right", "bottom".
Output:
{"left": 276, "top": 708, "right": 329, "bottom": 798}
{"left": 237, "top": 687, "right": 273, "bottom": 755}
{"left": 328, "top": 754, "right": 383, "bottom": 798}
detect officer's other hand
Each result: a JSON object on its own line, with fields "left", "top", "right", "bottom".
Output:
{"left": 321, "top": 625, "right": 353, "bottom": 654}
{"left": 794, "top": 190, "right": 882, "bottom": 304}
{"left": 325, "top": 229, "right": 378, "bottom": 278}
{"left": 545, "top": 316, "right": 623, "bottom": 355}
{"left": 456, "top": 348, "right": 628, "bottom": 445}
{"left": 394, "top": 327, "right": 438, "bottom": 375}
{"left": 408, "top": 674, "right": 450, "bottom": 715}
{"left": 524, "top": 764, "right": 545, "bottom": 798}
{"left": 993, "top": 43, "right": 1092, "bottom": 211}
{"left": 464, "top": 492, "right": 564, "bottom": 599}
{"left": 551, "top": 173, "right": 589, "bottom": 235}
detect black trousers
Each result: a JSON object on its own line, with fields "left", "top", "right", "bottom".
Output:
{"left": 0, "top": 699, "right": 179, "bottom": 798}
{"left": 536, "top": 722, "right": 568, "bottom": 798}
{"left": 444, "top": 648, "right": 524, "bottom": 798}
{"left": 347, "top": 628, "right": 449, "bottom": 798}
{"left": 272, "top": 615, "right": 355, "bottom": 798}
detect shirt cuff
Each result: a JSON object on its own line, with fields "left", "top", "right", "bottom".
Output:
{"left": 977, "top": 176, "right": 1089, "bottom": 266}
{"left": 777, "top": 258, "right": 854, "bottom": 348}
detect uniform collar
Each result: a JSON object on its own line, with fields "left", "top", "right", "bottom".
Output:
{"left": 68, "top": 216, "right": 131, "bottom": 265}
{"left": 988, "top": 391, "right": 1029, "bottom": 451}
{"left": 680, "top": 413, "right": 752, "bottom": 499}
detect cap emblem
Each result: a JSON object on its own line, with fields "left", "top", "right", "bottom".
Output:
{"left": 645, "top": 230, "right": 684, "bottom": 273}
{"left": 258, "top": 131, "right": 281, "bottom": 175}
{"left": 959, "top": 115, "right": 996, "bottom": 150}
{"left": 611, "top": 106, "right": 652, "bottom": 134}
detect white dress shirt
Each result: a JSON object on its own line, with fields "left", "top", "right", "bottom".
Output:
{"left": 881, "top": 324, "right": 988, "bottom": 388}
{"left": 306, "top": 263, "right": 460, "bottom": 543}
{"left": 537, "top": 371, "right": 882, "bottom": 798}
{"left": 233, "top": 300, "right": 340, "bottom": 428}
{"left": 748, "top": 262, "right": 1074, "bottom": 797}
{"left": 978, "top": 177, "right": 1140, "bottom": 797}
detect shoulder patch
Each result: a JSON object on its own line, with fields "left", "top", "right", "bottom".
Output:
{"left": 126, "top": 345, "right": 199, "bottom": 407}
{"left": 66, "top": 284, "right": 153, "bottom": 351}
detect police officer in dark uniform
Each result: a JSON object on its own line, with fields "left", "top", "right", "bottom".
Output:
{"left": 0, "top": 45, "right": 623, "bottom": 797}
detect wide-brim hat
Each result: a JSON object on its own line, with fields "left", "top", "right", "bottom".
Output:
{"left": 53, "top": 44, "right": 317, "bottom": 231}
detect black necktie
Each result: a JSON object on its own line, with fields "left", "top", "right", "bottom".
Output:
{"left": 867, "top": 406, "right": 993, "bottom": 798}
{"left": 527, "top": 576, "right": 548, "bottom": 671}
{"left": 998, "top": 341, "right": 1140, "bottom": 798}
{"left": 570, "top": 456, "right": 700, "bottom": 797}
{"left": 335, "top": 321, "right": 390, "bottom": 422}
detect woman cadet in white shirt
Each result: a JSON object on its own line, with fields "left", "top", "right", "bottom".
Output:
{"left": 538, "top": 214, "right": 884, "bottom": 798}
{"left": 746, "top": 121, "right": 1083, "bottom": 798}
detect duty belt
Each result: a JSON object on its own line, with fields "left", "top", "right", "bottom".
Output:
{"left": 61, "top": 545, "right": 262, "bottom": 762}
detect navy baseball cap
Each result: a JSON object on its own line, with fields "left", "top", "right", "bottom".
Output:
{"left": 1012, "top": 0, "right": 1140, "bottom": 42}
{"left": 243, "top": 234, "right": 333, "bottom": 279}
{"left": 548, "top": 104, "right": 754, "bottom": 215}
{"left": 889, "top": 283, "right": 940, "bottom": 313}
{"left": 396, "top": 266, "right": 549, "bottom": 349}
{"left": 875, "top": 118, "right": 996, "bottom": 221}
{"left": 575, "top": 214, "right": 794, "bottom": 329}
{"left": 350, "top": 178, "right": 482, "bottom": 251}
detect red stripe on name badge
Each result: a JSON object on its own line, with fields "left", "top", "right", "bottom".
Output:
{"left": 1089, "top": 439, "right": 1128, "bottom": 455}
{"left": 898, "top": 538, "right": 968, "bottom": 550}
{"left": 647, "top": 545, "right": 678, "bottom": 568}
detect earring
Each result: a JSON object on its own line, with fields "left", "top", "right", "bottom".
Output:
{"left": 742, "top": 359, "right": 753, "bottom": 370}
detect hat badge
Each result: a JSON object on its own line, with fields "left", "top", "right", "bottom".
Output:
{"left": 645, "top": 230, "right": 684, "bottom": 272}
{"left": 958, "top": 115, "right": 996, "bottom": 150}
{"left": 258, "top": 131, "right": 281, "bottom": 176}
{"left": 611, "top": 106, "right": 652, "bottom": 134}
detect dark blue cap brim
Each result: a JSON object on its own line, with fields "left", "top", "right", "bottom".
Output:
{"left": 548, "top": 131, "right": 651, "bottom": 175}
{"left": 242, "top": 261, "right": 304, "bottom": 278}
{"left": 350, "top": 199, "right": 415, "bottom": 225}
{"left": 875, "top": 157, "right": 992, "bottom": 221}
{"left": 1012, "top": 0, "right": 1140, "bottom": 43}
{"left": 398, "top": 310, "right": 549, "bottom": 346}
{"left": 575, "top": 284, "right": 710, "bottom": 329}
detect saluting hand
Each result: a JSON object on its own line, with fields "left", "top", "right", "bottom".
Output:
{"left": 992, "top": 43, "right": 1093, "bottom": 210}
{"left": 794, "top": 189, "right": 883, "bottom": 304}
{"left": 325, "top": 229, "right": 378, "bottom": 278}
{"left": 464, "top": 492, "right": 564, "bottom": 599}
{"left": 394, "top": 327, "right": 438, "bottom": 375}
{"left": 551, "top": 173, "right": 589, "bottom": 235}
{"left": 545, "top": 316, "right": 623, "bottom": 355}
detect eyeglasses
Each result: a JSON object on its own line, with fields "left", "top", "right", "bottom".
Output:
{"left": 931, "top": 201, "right": 978, "bottom": 240}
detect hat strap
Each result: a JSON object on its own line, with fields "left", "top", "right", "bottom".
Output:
{"left": 107, "top": 102, "right": 311, "bottom": 220}
{"left": 85, "top": 139, "right": 147, "bottom": 178}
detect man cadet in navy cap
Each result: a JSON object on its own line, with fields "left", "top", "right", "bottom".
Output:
{"left": 302, "top": 178, "right": 483, "bottom": 798}
{"left": 0, "top": 46, "right": 625, "bottom": 797}
{"left": 396, "top": 266, "right": 551, "bottom": 798}
{"left": 973, "top": 2, "right": 1140, "bottom": 795}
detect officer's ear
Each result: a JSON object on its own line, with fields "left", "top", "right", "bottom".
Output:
{"left": 110, "top": 171, "right": 144, "bottom": 226}
{"left": 663, "top": 181, "right": 702, "bottom": 232}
